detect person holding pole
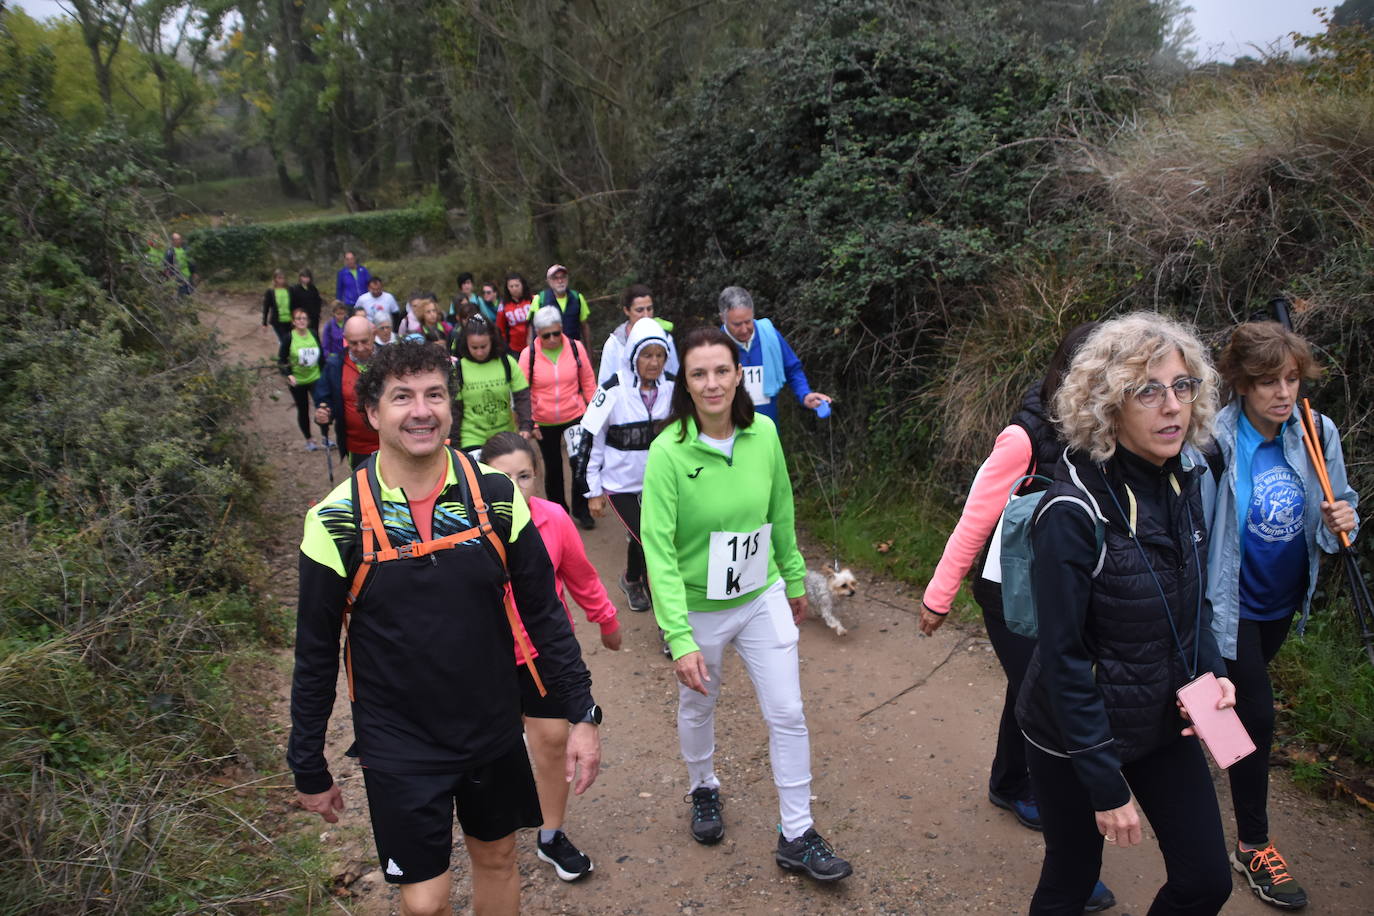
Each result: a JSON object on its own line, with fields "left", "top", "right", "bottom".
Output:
{"left": 1205, "top": 321, "right": 1359, "bottom": 910}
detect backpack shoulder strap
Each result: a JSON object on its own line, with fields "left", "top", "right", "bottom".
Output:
{"left": 342, "top": 459, "right": 391, "bottom": 701}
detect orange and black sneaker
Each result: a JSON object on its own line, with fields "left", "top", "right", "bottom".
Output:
{"left": 1233, "top": 842, "right": 1308, "bottom": 909}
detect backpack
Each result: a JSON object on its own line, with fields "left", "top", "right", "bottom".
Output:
{"left": 997, "top": 471, "right": 1106, "bottom": 639}
{"left": 452, "top": 352, "right": 514, "bottom": 390}
{"left": 342, "top": 447, "right": 545, "bottom": 701}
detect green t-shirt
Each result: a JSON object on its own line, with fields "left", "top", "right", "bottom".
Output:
{"left": 274, "top": 287, "right": 292, "bottom": 323}
{"left": 289, "top": 330, "right": 322, "bottom": 386}
{"left": 171, "top": 246, "right": 191, "bottom": 278}
{"left": 457, "top": 355, "right": 529, "bottom": 448}
{"left": 542, "top": 344, "right": 564, "bottom": 364}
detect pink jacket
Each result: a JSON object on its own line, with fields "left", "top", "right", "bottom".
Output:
{"left": 513, "top": 496, "right": 619, "bottom": 664}
{"left": 519, "top": 339, "right": 596, "bottom": 426}
{"left": 922, "top": 424, "right": 1032, "bottom": 615}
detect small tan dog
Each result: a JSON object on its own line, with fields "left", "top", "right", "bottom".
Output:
{"left": 803, "top": 565, "right": 856, "bottom": 635}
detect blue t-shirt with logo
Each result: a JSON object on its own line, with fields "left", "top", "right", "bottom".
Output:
{"left": 1236, "top": 411, "right": 1307, "bottom": 621}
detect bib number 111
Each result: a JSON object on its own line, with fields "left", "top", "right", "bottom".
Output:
{"left": 707, "top": 524, "right": 772, "bottom": 600}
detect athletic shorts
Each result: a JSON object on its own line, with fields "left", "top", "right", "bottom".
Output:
{"left": 518, "top": 662, "right": 567, "bottom": 720}
{"left": 361, "top": 745, "right": 542, "bottom": 884}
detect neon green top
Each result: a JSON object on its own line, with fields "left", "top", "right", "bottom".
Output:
{"left": 289, "top": 329, "right": 322, "bottom": 386}
{"left": 274, "top": 288, "right": 291, "bottom": 323}
{"left": 457, "top": 355, "right": 529, "bottom": 448}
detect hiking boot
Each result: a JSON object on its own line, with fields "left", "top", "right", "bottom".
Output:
{"left": 686, "top": 787, "right": 724, "bottom": 844}
{"left": 619, "top": 574, "right": 651, "bottom": 612}
{"left": 775, "top": 827, "right": 853, "bottom": 882}
{"left": 988, "top": 790, "right": 1042, "bottom": 831}
{"left": 1233, "top": 842, "right": 1308, "bottom": 909}
{"left": 535, "top": 830, "right": 593, "bottom": 882}
{"left": 1085, "top": 880, "right": 1116, "bottom": 912}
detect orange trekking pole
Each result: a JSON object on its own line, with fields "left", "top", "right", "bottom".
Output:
{"left": 1272, "top": 297, "right": 1374, "bottom": 666}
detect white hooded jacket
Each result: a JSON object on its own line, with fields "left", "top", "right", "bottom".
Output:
{"left": 583, "top": 317, "right": 675, "bottom": 497}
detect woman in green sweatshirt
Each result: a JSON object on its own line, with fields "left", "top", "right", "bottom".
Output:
{"left": 278, "top": 307, "right": 324, "bottom": 451}
{"left": 641, "top": 326, "right": 852, "bottom": 883}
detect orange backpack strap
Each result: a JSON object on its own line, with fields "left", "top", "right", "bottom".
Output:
{"left": 343, "top": 464, "right": 389, "bottom": 701}
{"left": 453, "top": 449, "right": 547, "bottom": 698}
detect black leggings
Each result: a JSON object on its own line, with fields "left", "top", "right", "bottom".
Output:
{"left": 287, "top": 383, "right": 316, "bottom": 440}
{"left": 606, "top": 491, "right": 645, "bottom": 582}
{"left": 536, "top": 418, "right": 587, "bottom": 518}
{"left": 973, "top": 577, "right": 1036, "bottom": 802}
{"left": 1224, "top": 612, "right": 1294, "bottom": 846}
{"left": 1026, "top": 735, "right": 1231, "bottom": 915}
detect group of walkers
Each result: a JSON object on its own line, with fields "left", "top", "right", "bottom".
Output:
{"left": 923, "top": 313, "right": 1358, "bottom": 914}
{"left": 269, "top": 245, "right": 1357, "bottom": 915}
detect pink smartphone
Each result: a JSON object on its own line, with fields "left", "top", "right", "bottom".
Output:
{"left": 1176, "top": 672, "right": 1256, "bottom": 769}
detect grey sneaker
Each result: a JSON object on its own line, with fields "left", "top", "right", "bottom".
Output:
{"left": 618, "top": 574, "right": 651, "bottom": 612}
{"left": 686, "top": 787, "right": 724, "bottom": 844}
{"left": 775, "top": 827, "right": 852, "bottom": 882}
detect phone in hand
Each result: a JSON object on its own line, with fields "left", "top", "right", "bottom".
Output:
{"left": 1176, "top": 672, "right": 1256, "bottom": 769}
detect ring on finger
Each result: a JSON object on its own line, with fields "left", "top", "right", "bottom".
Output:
{"left": 1104, "top": 835, "right": 1116, "bottom": 843}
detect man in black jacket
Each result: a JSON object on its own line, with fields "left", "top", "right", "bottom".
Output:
{"left": 290, "top": 342, "right": 601, "bottom": 916}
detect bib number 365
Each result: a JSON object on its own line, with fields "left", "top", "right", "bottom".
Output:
{"left": 707, "top": 524, "right": 772, "bottom": 600}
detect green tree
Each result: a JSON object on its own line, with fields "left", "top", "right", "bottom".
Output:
{"left": 60, "top": 0, "right": 134, "bottom": 114}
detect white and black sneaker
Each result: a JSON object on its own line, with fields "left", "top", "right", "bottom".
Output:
{"left": 536, "top": 830, "right": 593, "bottom": 882}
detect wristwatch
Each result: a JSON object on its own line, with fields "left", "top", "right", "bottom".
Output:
{"left": 571, "top": 703, "right": 602, "bottom": 726}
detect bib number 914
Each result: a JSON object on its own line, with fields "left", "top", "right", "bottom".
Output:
{"left": 707, "top": 523, "right": 772, "bottom": 600}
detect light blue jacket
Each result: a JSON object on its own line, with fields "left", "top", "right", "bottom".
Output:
{"left": 1202, "top": 401, "right": 1360, "bottom": 659}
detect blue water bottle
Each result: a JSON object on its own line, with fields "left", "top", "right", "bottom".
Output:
{"left": 814, "top": 400, "right": 831, "bottom": 419}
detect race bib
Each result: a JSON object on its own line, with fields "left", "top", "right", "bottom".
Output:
{"left": 579, "top": 386, "right": 615, "bottom": 435}
{"left": 742, "top": 365, "right": 767, "bottom": 406}
{"left": 707, "top": 523, "right": 772, "bottom": 600}
{"left": 297, "top": 346, "right": 320, "bottom": 368}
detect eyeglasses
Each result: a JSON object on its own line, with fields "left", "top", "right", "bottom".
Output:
{"left": 538, "top": 330, "right": 563, "bottom": 340}
{"left": 1131, "top": 377, "right": 1203, "bottom": 408}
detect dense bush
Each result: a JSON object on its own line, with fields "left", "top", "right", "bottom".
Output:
{"left": 188, "top": 202, "right": 451, "bottom": 281}
{"left": 0, "top": 24, "right": 310, "bottom": 911}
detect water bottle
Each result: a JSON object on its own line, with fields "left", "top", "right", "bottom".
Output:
{"left": 814, "top": 400, "right": 831, "bottom": 419}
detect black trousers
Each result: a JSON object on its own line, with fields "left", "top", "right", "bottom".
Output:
{"left": 1224, "top": 612, "right": 1294, "bottom": 846}
{"left": 973, "top": 577, "right": 1036, "bottom": 802}
{"left": 1026, "top": 735, "right": 1231, "bottom": 915}
{"left": 536, "top": 418, "right": 587, "bottom": 519}
{"left": 607, "top": 491, "right": 646, "bottom": 582}
{"left": 287, "top": 383, "right": 316, "bottom": 440}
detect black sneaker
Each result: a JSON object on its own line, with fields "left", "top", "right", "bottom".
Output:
{"left": 1233, "top": 842, "right": 1308, "bottom": 909}
{"left": 619, "top": 574, "right": 651, "bottom": 612}
{"left": 775, "top": 827, "right": 853, "bottom": 882}
{"left": 686, "top": 787, "right": 724, "bottom": 844}
{"left": 536, "top": 830, "right": 593, "bottom": 882}
{"left": 575, "top": 513, "right": 596, "bottom": 530}
{"left": 1085, "top": 880, "right": 1116, "bottom": 912}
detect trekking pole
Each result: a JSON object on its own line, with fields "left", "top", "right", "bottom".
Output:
{"left": 319, "top": 421, "right": 335, "bottom": 484}
{"left": 1272, "top": 298, "right": 1374, "bottom": 666}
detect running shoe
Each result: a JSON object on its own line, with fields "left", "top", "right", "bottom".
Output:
{"left": 322, "top": 436, "right": 336, "bottom": 448}
{"left": 618, "top": 574, "right": 651, "bottom": 612}
{"left": 988, "top": 790, "right": 1042, "bottom": 831}
{"left": 1085, "top": 880, "right": 1116, "bottom": 912}
{"left": 686, "top": 787, "right": 724, "bottom": 844}
{"left": 305, "top": 440, "right": 320, "bottom": 452}
{"left": 1233, "top": 842, "right": 1308, "bottom": 909}
{"left": 775, "top": 827, "right": 853, "bottom": 882}
{"left": 535, "top": 830, "right": 593, "bottom": 882}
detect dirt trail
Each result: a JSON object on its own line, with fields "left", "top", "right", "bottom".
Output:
{"left": 208, "top": 292, "right": 1374, "bottom": 915}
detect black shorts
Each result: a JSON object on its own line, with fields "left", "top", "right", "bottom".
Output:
{"left": 361, "top": 744, "right": 542, "bottom": 884}
{"left": 518, "top": 662, "right": 567, "bottom": 720}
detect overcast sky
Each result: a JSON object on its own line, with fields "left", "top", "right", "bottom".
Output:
{"left": 10, "top": 0, "right": 1330, "bottom": 63}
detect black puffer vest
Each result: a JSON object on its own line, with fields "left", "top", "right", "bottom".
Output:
{"left": 1017, "top": 448, "right": 1213, "bottom": 765}
{"left": 1010, "top": 384, "right": 1063, "bottom": 492}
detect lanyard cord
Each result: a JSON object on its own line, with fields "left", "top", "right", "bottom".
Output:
{"left": 1099, "top": 467, "right": 1202, "bottom": 680}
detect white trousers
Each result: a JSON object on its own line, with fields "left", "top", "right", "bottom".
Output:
{"left": 678, "top": 579, "right": 813, "bottom": 839}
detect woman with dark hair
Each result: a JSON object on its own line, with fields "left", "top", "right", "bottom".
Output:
{"left": 480, "top": 431, "right": 620, "bottom": 884}
{"left": 497, "top": 273, "right": 535, "bottom": 353}
{"left": 278, "top": 306, "right": 323, "bottom": 451}
{"left": 262, "top": 268, "right": 294, "bottom": 348}
{"left": 1205, "top": 322, "right": 1358, "bottom": 910}
{"left": 919, "top": 323, "right": 1115, "bottom": 911}
{"left": 596, "top": 283, "right": 679, "bottom": 384}
{"left": 641, "top": 327, "right": 852, "bottom": 883}
{"left": 292, "top": 268, "right": 324, "bottom": 339}
{"left": 1018, "top": 313, "right": 1233, "bottom": 915}
{"left": 452, "top": 316, "right": 532, "bottom": 452}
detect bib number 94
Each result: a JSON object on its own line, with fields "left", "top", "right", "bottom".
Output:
{"left": 707, "top": 524, "right": 772, "bottom": 600}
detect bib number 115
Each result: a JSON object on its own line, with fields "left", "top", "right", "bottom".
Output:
{"left": 707, "top": 524, "right": 772, "bottom": 600}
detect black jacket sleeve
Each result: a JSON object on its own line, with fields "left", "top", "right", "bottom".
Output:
{"left": 277, "top": 332, "right": 292, "bottom": 377}
{"left": 1031, "top": 500, "right": 1131, "bottom": 810}
{"left": 262, "top": 289, "right": 275, "bottom": 327}
{"left": 287, "top": 551, "right": 349, "bottom": 793}
{"left": 505, "top": 515, "right": 595, "bottom": 721}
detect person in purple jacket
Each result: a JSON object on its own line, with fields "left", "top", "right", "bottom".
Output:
{"left": 321, "top": 301, "right": 349, "bottom": 359}
{"left": 335, "top": 250, "right": 372, "bottom": 307}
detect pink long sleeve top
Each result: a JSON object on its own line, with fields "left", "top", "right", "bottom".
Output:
{"left": 922, "top": 424, "right": 1033, "bottom": 615}
{"left": 513, "top": 496, "right": 619, "bottom": 664}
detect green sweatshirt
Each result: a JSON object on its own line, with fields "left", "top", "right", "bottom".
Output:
{"left": 641, "top": 413, "right": 806, "bottom": 659}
